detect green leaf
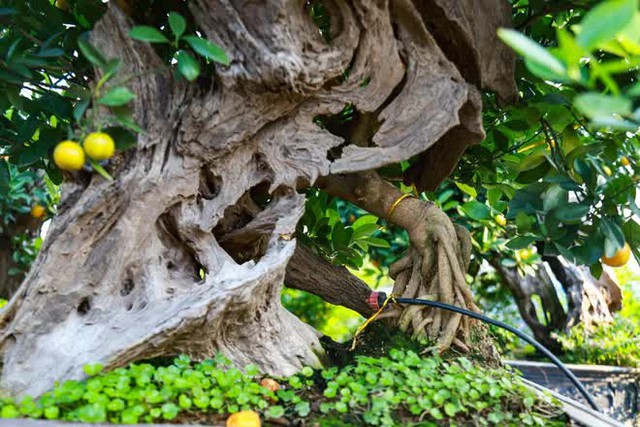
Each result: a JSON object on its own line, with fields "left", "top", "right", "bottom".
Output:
{"left": 600, "top": 218, "right": 625, "bottom": 257}
{"left": 574, "top": 93, "right": 632, "bottom": 119}
{"left": 362, "top": 237, "right": 390, "bottom": 248}
{"left": 176, "top": 50, "right": 201, "bottom": 81}
{"left": 295, "top": 401, "right": 311, "bottom": 417}
{"left": 89, "top": 160, "right": 113, "bottom": 181}
{"left": 517, "top": 153, "right": 547, "bottom": 172}
{"left": 266, "top": 405, "right": 285, "bottom": 419}
{"left": 590, "top": 262, "right": 603, "bottom": 279}
{"left": 0, "top": 159, "right": 10, "bottom": 195}
{"left": 77, "top": 38, "right": 106, "bottom": 67}
{"left": 497, "top": 28, "right": 566, "bottom": 77}
{"left": 352, "top": 223, "right": 378, "bottom": 239}
{"left": 622, "top": 220, "right": 640, "bottom": 264}
{"left": 352, "top": 215, "right": 378, "bottom": 229}
{"left": 506, "top": 236, "right": 537, "bottom": 250}
{"left": 542, "top": 186, "right": 568, "bottom": 213}
{"left": 73, "top": 99, "right": 90, "bottom": 121}
{"left": 104, "top": 127, "right": 137, "bottom": 151}
{"left": 129, "top": 26, "right": 169, "bottom": 43}
{"left": 161, "top": 403, "right": 179, "bottom": 420}
{"left": 183, "top": 35, "right": 229, "bottom": 65}
{"left": 553, "top": 203, "right": 589, "bottom": 224}
{"left": 454, "top": 182, "right": 477, "bottom": 198}
{"left": 460, "top": 201, "right": 491, "bottom": 221}
{"left": 98, "top": 87, "right": 135, "bottom": 107}
{"left": 168, "top": 12, "right": 186, "bottom": 39}
{"left": 82, "top": 364, "right": 104, "bottom": 376}
{"left": 572, "top": 229, "right": 604, "bottom": 265}
{"left": 576, "top": 0, "right": 637, "bottom": 50}
{"left": 515, "top": 212, "right": 532, "bottom": 234}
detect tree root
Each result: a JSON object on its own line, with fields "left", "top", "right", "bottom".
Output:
{"left": 388, "top": 203, "right": 479, "bottom": 353}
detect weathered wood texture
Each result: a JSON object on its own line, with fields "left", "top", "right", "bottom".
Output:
{"left": 0, "top": 0, "right": 515, "bottom": 397}
{"left": 492, "top": 257, "right": 621, "bottom": 350}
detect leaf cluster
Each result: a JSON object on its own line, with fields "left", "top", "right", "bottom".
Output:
{"left": 0, "top": 351, "right": 565, "bottom": 426}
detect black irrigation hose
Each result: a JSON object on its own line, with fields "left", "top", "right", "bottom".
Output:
{"left": 383, "top": 295, "right": 602, "bottom": 413}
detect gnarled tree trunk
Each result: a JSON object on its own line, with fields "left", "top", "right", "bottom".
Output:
{"left": 0, "top": 0, "right": 515, "bottom": 397}
{"left": 492, "top": 257, "right": 622, "bottom": 351}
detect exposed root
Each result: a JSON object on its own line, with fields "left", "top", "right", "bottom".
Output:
{"left": 388, "top": 202, "right": 479, "bottom": 353}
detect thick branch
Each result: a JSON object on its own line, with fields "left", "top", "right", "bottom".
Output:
{"left": 285, "top": 244, "right": 373, "bottom": 318}
{"left": 317, "top": 171, "right": 428, "bottom": 231}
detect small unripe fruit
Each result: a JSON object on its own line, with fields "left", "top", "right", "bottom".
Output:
{"left": 83, "top": 132, "right": 115, "bottom": 161}
{"left": 494, "top": 214, "right": 507, "bottom": 227}
{"left": 53, "top": 141, "right": 85, "bottom": 171}
{"left": 55, "top": 0, "right": 69, "bottom": 10}
{"left": 603, "top": 166, "right": 612, "bottom": 176}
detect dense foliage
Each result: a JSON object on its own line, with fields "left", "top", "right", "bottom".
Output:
{"left": 0, "top": 351, "right": 565, "bottom": 426}
{"left": 556, "top": 317, "right": 640, "bottom": 367}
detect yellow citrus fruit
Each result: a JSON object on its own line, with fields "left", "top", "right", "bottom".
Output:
{"left": 53, "top": 141, "right": 85, "bottom": 171}
{"left": 30, "top": 204, "right": 46, "bottom": 219}
{"left": 226, "top": 410, "right": 261, "bottom": 427}
{"left": 603, "top": 166, "right": 612, "bottom": 176}
{"left": 602, "top": 242, "right": 631, "bottom": 267}
{"left": 621, "top": 156, "right": 631, "bottom": 167}
{"left": 83, "top": 132, "right": 115, "bottom": 161}
{"left": 494, "top": 214, "right": 507, "bottom": 227}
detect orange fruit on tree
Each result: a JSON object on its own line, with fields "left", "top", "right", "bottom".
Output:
{"left": 31, "top": 204, "right": 46, "bottom": 219}
{"left": 53, "top": 141, "right": 85, "bottom": 171}
{"left": 259, "top": 378, "right": 280, "bottom": 392}
{"left": 83, "top": 132, "right": 115, "bottom": 161}
{"left": 621, "top": 156, "right": 631, "bottom": 167}
{"left": 602, "top": 242, "right": 631, "bottom": 267}
{"left": 226, "top": 410, "right": 261, "bottom": 427}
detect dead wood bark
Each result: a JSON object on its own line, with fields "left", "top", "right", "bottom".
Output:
{"left": 491, "top": 257, "right": 622, "bottom": 351}
{"left": 0, "top": 0, "right": 515, "bottom": 397}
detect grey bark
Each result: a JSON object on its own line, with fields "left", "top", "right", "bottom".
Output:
{"left": 492, "top": 257, "right": 622, "bottom": 350}
{"left": 0, "top": 0, "right": 515, "bottom": 397}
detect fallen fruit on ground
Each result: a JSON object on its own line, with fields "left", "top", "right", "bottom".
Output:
{"left": 495, "top": 214, "right": 507, "bottom": 227}
{"left": 83, "top": 132, "right": 115, "bottom": 161}
{"left": 259, "top": 378, "right": 280, "bottom": 392}
{"left": 53, "top": 141, "right": 85, "bottom": 171}
{"left": 226, "top": 410, "right": 261, "bottom": 427}
{"left": 30, "top": 204, "right": 46, "bottom": 219}
{"left": 602, "top": 242, "right": 631, "bottom": 267}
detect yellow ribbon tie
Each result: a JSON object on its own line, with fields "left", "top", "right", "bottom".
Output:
{"left": 386, "top": 193, "right": 413, "bottom": 219}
